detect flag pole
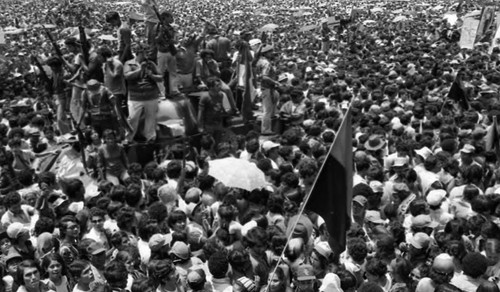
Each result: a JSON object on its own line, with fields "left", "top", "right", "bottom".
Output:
{"left": 264, "top": 100, "right": 354, "bottom": 292}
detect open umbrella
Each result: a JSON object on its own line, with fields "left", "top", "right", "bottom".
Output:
{"left": 299, "top": 24, "right": 317, "bottom": 32}
{"left": 98, "top": 35, "right": 118, "bottom": 41}
{"left": 208, "top": 157, "right": 267, "bottom": 191}
{"left": 371, "top": 8, "right": 384, "bottom": 13}
{"left": 392, "top": 15, "right": 408, "bottom": 22}
{"left": 259, "top": 23, "right": 279, "bottom": 32}
{"left": 4, "top": 29, "right": 25, "bottom": 35}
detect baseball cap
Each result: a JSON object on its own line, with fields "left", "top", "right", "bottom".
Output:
{"left": 409, "top": 232, "right": 431, "bottom": 249}
{"left": 353, "top": 195, "right": 367, "bottom": 207}
{"left": 415, "top": 147, "right": 432, "bottom": 160}
{"left": 411, "top": 214, "right": 439, "bottom": 228}
{"left": 314, "top": 241, "right": 332, "bottom": 260}
{"left": 86, "top": 79, "right": 101, "bottom": 92}
{"left": 296, "top": 264, "right": 316, "bottom": 281}
{"left": 148, "top": 233, "right": 173, "bottom": 252}
{"left": 393, "top": 157, "right": 409, "bottom": 167}
{"left": 432, "top": 253, "right": 454, "bottom": 273}
{"left": 262, "top": 141, "right": 280, "bottom": 152}
{"left": 4, "top": 250, "right": 22, "bottom": 263}
{"left": 6, "top": 222, "right": 29, "bottom": 239}
{"left": 365, "top": 210, "right": 385, "bottom": 224}
{"left": 319, "top": 273, "right": 342, "bottom": 292}
{"left": 370, "top": 180, "right": 384, "bottom": 193}
{"left": 170, "top": 241, "right": 190, "bottom": 260}
{"left": 158, "top": 184, "right": 177, "bottom": 205}
{"left": 87, "top": 242, "right": 106, "bottom": 255}
{"left": 426, "top": 189, "right": 447, "bottom": 207}
{"left": 460, "top": 144, "right": 475, "bottom": 154}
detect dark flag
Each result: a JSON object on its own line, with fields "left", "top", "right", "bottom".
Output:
{"left": 306, "top": 107, "right": 353, "bottom": 254}
{"left": 485, "top": 115, "right": 500, "bottom": 157}
{"left": 448, "top": 75, "right": 470, "bottom": 110}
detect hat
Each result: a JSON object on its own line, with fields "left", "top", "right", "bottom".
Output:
{"left": 426, "top": 189, "right": 447, "bottom": 207}
{"left": 364, "top": 135, "right": 385, "bottom": 151}
{"left": 353, "top": 195, "right": 368, "bottom": 207}
{"left": 296, "top": 264, "right": 316, "bottom": 281}
{"left": 261, "top": 45, "right": 274, "bottom": 54}
{"left": 86, "top": 79, "right": 101, "bottom": 92}
{"left": 4, "top": 250, "right": 22, "bottom": 263}
{"left": 409, "top": 232, "right": 431, "bottom": 249}
{"left": 450, "top": 59, "right": 460, "bottom": 65}
{"left": 393, "top": 182, "right": 410, "bottom": 193}
{"left": 236, "top": 277, "right": 256, "bottom": 292}
{"left": 249, "top": 38, "right": 262, "bottom": 47}
{"left": 6, "top": 222, "right": 29, "bottom": 239}
{"left": 393, "top": 157, "right": 409, "bottom": 167}
{"left": 314, "top": 241, "right": 332, "bottom": 260}
{"left": 170, "top": 241, "right": 190, "bottom": 260}
{"left": 278, "top": 73, "right": 288, "bottom": 82}
{"left": 460, "top": 144, "right": 475, "bottom": 154}
{"left": 369, "top": 181, "right": 384, "bottom": 193}
{"left": 365, "top": 210, "right": 385, "bottom": 224}
{"left": 286, "top": 215, "right": 313, "bottom": 243}
{"left": 87, "top": 242, "right": 106, "bottom": 255}
{"left": 319, "top": 273, "right": 342, "bottom": 292}
{"left": 432, "top": 253, "right": 455, "bottom": 273}
{"left": 415, "top": 146, "right": 432, "bottom": 160}
{"left": 187, "top": 268, "right": 206, "bottom": 285}
{"left": 411, "top": 214, "right": 439, "bottom": 229}
{"left": 262, "top": 140, "right": 280, "bottom": 152}
{"left": 28, "top": 128, "right": 41, "bottom": 137}
{"left": 149, "top": 233, "right": 173, "bottom": 252}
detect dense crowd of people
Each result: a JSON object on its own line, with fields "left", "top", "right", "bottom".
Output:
{"left": 2, "top": 0, "right": 500, "bottom": 291}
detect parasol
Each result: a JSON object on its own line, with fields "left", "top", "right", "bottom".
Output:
{"left": 259, "top": 23, "right": 279, "bottom": 32}
{"left": 208, "top": 157, "right": 267, "bottom": 191}
{"left": 392, "top": 15, "right": 408, "bottom": 22}
{"left": 370, "top": 8, "right": 384, "bottom": 13}
{"left": 299, "top": 24, "right": 317, "bottom": 32}
{"left": 98, "top": 35, "right": 118, "bottom": 41}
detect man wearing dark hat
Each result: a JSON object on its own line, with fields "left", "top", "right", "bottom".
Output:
{"left": 46, "top": 56, "right": 71, "bottom": 134}
{"left": 256, "top": 45, "right": 280, "bottom": 135}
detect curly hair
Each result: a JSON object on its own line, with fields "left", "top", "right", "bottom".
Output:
{"left": 297, "top": 158, "right": 318, "bottom": 179}
{"left": 365, "top": 257, "right": 388, "bottom": 277}
{"left": 462, "top": 252, "right": 488, "bottom": 278}
{"left": 347, "top": 237, "right": 368, "bottom": 263}
{"left": 208, "top": 251, "right": 229, "bottom": 279}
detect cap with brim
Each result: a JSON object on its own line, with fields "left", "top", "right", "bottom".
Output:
{"left": 169, "top": 241, "right": 190, "bottom": 260}
{"left": 296, "top": 264, "right": 316, "bottom": 281}
{"left": 4, "top": 250, "right": 22, "bottom": 263}
{"left": 86, "top": 79, "right": 101, "bottom": 92}
{"left": 187, "top": 268, "right": 206, "bottom": 285}
{"left": 460, "top": 144, "right": 475, "bottom": 154}
{"left": 415, "top": 147, "right": 432, "bottom": 160}
{"left": 353, "top": 195, "right": 367, "bottom": 207}
{"left": 409, "top": 232, "right": 430, "bottom": 249}
{"left": 149, "top": 233, "right": 173, "bottom": 251}
{"left": 393, "top": 157, "right": 409, "bottom": 167}
{"left": 262, "top": 141, "right": 280, "bottom": 152}
{"left": 411, "top": 214, "right": 439, "bottom": 228}
{"left": 369, "top": 181, "right": 384, "bottom": 193}
{"left": 426, "top": 189, "right": 447, "bottom": 206}
{"left": 314, "top": 241, "right": 332, "bottom": 259}
{"left": 364, "top": 135, "right": 385, "bottom": 151}
{"left": 261, "top": 45, "right": 274, "bottom": 53}
{"left": 87, "top": 242, "right": 106, "bottom": 255}
{"left": 433, "top": 253, "right": 455, "bottom": 273}
{"left": 7, "top": 222, "right": 29, "bottom": 239}
{"left": 365, "top": 210, "right": 385, "bottom": 224}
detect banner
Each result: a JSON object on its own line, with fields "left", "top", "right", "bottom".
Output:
{"left": 459, "top": 17, "right": 480, "bottom": 49}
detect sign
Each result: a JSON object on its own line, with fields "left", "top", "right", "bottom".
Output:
{"left": 459, "top": 17, "right": 480, "bottom": 49}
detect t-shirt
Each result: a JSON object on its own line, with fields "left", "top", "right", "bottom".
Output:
{"left": 198, "top": 92, "right": 227, "bottom": 128}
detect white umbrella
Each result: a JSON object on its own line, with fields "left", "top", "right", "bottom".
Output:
{"left": 98, "top": 35, "right": 118, "bottom": 41}
{"left": 208, "top": 157, "right": 267, "bottom": 191}
{"left": 392, "top": 15, "right": 408, "bottom": 22}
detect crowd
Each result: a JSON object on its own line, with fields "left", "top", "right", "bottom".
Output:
{"left": 2, "top": 0, "right": 500, "bottom": 291}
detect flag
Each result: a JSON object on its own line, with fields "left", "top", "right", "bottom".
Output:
{"left": 448, "top": 76, "right": 470, "bottom": 110}
{"left": 485, "top": 115, "right": 500, "bottom": 157}
{"left": 306, "top": 107, "right": 353, "bottom": 254}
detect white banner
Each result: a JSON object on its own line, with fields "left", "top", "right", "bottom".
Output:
{"left": 459, "top": 17, "right": 480, "bottom": 49}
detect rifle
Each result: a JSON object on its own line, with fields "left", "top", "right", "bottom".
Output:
{"left": 78, "top": 26, "right": 90, "bottom": 66}
{"left": 31, "top": 55, "right": 53, "bottom": 94}
{"left": 152, "top": 5, "right": 174, "bottom": 40}
{"left": 67, "top": 112, "right": 89, "bottom": 175}
{"left": 44, "top": 28, "right": 65, "bottom": 61}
